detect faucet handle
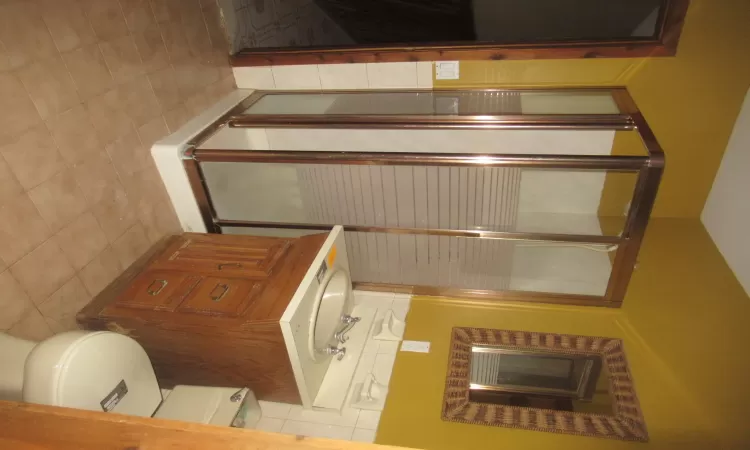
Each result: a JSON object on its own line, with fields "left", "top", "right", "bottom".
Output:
{"left": 326, "top": 345, "right": 347, "bottom": 361}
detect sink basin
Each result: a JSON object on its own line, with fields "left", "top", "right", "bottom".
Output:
{"left": 307, "top": 268, "right": 351, "bottom": 361}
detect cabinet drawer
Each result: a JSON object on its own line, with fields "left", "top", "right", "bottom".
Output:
{"left": 111, "top": 271, "right": 200, "bottom": 312}
{"left": 153, "top": 234, "right": 291, "bottom": 279}
{"left": 177, "top": 277, "right": 261, "bottom": 317}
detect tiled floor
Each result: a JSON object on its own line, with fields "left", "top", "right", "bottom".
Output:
{"left": 247, "top": 290, "right": 411, "bottom": 443}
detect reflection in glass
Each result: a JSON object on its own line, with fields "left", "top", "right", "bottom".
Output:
{"left": 243, "top": 91, "right": 620, "bottom": 116}
{"left": 469, "top": 346, "right": 612, "bottom": 414}
{"left": 228, "top": 0, "right": 664, "bottom": 52}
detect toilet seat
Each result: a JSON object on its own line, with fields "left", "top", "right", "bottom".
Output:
{"left": 307, "top": 267, "right": 352, "bottom": 362}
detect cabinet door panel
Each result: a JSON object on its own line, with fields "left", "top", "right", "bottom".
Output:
{"left": 153, "top": 234, "right": 291, "bottom": 279}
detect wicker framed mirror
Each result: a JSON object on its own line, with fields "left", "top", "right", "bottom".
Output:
{"left": 442, "top": 327, "right": 648, "bottom": 441}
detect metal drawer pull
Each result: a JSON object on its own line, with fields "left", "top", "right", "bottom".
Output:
{"left": 146, "top": 279, "right": 168, "bottom": 296}
{"left": 218, "top": 263, "right": 243, "bottom": 270}
{"left": 210, "top": 284, "right": 230, "bottom": 302}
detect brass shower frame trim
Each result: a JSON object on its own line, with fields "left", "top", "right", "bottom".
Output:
{"left": 182, "top": 87, "right": 664, "bottom": 308}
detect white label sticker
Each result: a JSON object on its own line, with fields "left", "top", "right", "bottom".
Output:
{"left": 400, "top": 340, "right": 430, "bottom": 353}
{"left": 435, "top": 61, "right": 459, "bottom": 80}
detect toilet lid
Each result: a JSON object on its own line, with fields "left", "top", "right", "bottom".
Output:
{"left": 307, "top": 268, "right": 351, "bottom": 362}
{"left": 23, "top": 331, "right": 161, "bottom": 417}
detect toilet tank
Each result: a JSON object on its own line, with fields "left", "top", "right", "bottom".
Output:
{"left": 23, "top": 331, "right": 162, "bottom": 417}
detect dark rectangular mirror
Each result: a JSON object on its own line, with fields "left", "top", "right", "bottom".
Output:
{"left": 223, "top": 0, "right": 689, "bottom": 64}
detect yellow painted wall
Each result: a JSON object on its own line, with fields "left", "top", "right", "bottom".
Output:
{"left": 379, "top": 2, "right": 750, "bottom": 448}
{"left": 435, "top": 0, "right": 750, "bottom": 218}
{"left": 378, "top": 219, "right": 750, "bottom": 449}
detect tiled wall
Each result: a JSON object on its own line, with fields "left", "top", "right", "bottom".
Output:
{"left": 233, "top": 62, "right": 433, "bottom": 90}
{"left": 0, "top": 0, "right": 235, "bottom": 341}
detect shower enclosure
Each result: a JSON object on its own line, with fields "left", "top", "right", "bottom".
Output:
{"left": 180, "top": 88, "right": 662, "bottom": 307}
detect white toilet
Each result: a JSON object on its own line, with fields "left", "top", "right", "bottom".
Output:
{"left": 0, "top": 331, "right": 260, "bottom": 426}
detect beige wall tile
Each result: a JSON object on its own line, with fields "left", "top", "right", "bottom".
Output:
{"left": 92, "top": 189, "right": 138, "bottom": 243}
{"left": 40, "top": 1, "right": 97, "bottom": 53}
{"left": 182, "top": 16, "right": 212, "bottom": 57}
{"left": 17, "top": 53, "right": 80, "bottom": 119}
{"left": 202, "top": 2, "right": 227, "bottom": 51}
{"left": 106, "top": 130, "right": 150, "bottom": 180}
{"left": 78, "top": 246, "right": 123, "bottom": 296}
{"left": 366, "top": 62, "right": 418, "bottom": 89}
{"left": 133, "top": 24, "right": 170, "bottom": 74}
{"left": 139, "top": 200, "right": 181, "bottom": 244}
{"left": 148, "top": 66, "right": 181, "bottom": 110}
{"left": 0, "top": 125, "right": 65, "bottom": 190}
{"left": 120, "top": 0, "right": 158, "bottom": 33}
{"left": 0, "top": 193, "right": 51, "bottom": 267}
{"left": 0, "top": 0, "right": 232, "bottom": 332}
{"left": 28, "top": 169, "right": 88, "bottom": 233}
{"left": 112, "top": 223, "right": 151, "bottom": 268}
{"left": 45, "top": 105, "right": 102, "bottom": 165}
{"left": 100, "top": 35, "right": 145, "bottom": 83}
{"left": 162, "top": 106, "right": 192, "bottom": 133}
{"left": 0, "top": 157, "right": 23, "bottom": 204}
{"left": 71, "top": 151, "right": 122, "bottom": 207}
{"left": 272, "top": 65, "right": 321, "bottom": 90}
{"left": 118, "top": 75, "right": 162, "bottom": 126}
{"left": 137, "top": 116, "right": 169, "bottom": 148}
{"left": 86, "top": 87, "right": 134, "bottom": 144}
{"left": 159, "top": 20, "right": 191, "bottom": 62}
{"left": 38, "top": 276, "right": 91, "bottom": 333}
{"left": 150, "top": 0, "right": 182, "bottom": 23}
{"left": 0, "top": 72, "right": 42, "bottom": 138}
{"left": 54, "top": 212, "right": 109, "bottom": 271}
{"left": 6, "top": 306, "right": 53, "bottom": 341}
{"left": 10, "top": 239, "right": 75, "bottom": 304}
{"left": 319, "top": 64, "right": 369, "bottom": 90}
{"left": 0, "top": 270, "right": 34, "bottom": 329}
{"left": 81, "top": 0, "right": 129, "bottom": 41}
{"left": 121, "top": 163, "right": 168, "bottom": 216}
{"left": 0, "top": 2, "right": 57, "bottom": 69}
{"left": 0, "top": 41, "right": 13, "bottom": 73}
{"left": 232, "top": 66, "right": 275, "bottom": 89}
{"left": 63, "top": 44, "right": 115, "bottom": 100}
{"left": 416, "top": 62, "right": 434, "bottom": 88}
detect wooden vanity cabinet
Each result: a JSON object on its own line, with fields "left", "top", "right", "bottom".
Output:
{"left": 77, "top": 232, "right": 328, "bottom": 404}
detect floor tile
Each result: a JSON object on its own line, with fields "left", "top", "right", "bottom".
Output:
{"left": 280, "top": 420, "right": 354, "bottom": 440}
{"left": 355, "top": 410, "right": 381, "bottom": 430}
{"left": 257, "top": 401, "right": 293, "bottom": 419}
{"left": 286, "top": 405, "right": 359, "bottom": 427}
{"left": 351, "top": 428, "right": 376, "bottom": 443}
{"left": 253, "top": 417, "right": 284, "bottom": 433}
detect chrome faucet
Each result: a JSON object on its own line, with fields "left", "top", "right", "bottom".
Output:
{"left": 326, "top": 345, "right": 347, "bottom": 360}
{"left": 334, "top": 315, "right": 361, "bottom": 343}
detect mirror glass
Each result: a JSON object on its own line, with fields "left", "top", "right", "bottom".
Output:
{"left": 224, "top": 0, "right": 664, "bottom": 52}
{"left": 469, "top": 346, "right": 614, "bottom": 414}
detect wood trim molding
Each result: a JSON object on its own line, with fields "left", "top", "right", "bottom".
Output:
{"left": 0, "top": 401, "right": 405, "bottom": 449}
{"left": 231, "top": 0, "right": 690, "bottom": 66}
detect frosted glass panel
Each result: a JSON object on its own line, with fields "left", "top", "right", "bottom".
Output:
{"left": 201, "top": 162, "right": 635, "bottom": 236}
{"left": 243, "top": 91, "right": 620, "bottom": 116}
